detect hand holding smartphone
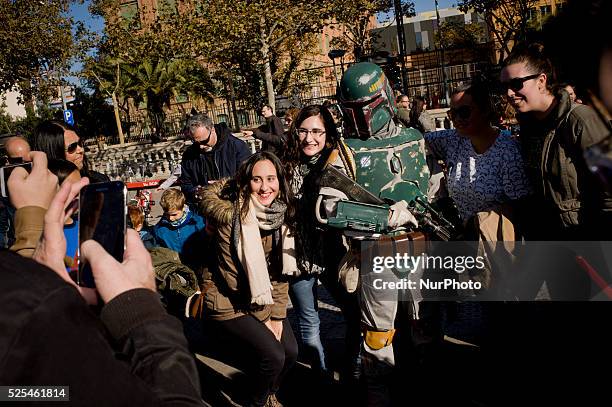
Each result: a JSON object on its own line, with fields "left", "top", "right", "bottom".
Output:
{"left": 1, "top": 162, "right": 33, "bottom": 198}
{"left": 78, "top": 181, "right": 127, "bottom": 288}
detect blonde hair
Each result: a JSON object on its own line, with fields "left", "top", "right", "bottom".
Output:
{"left": 160, "top": 188, "right": 185, "bottom": 212}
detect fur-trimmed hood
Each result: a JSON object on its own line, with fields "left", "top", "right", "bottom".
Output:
{"left": 198, "top": 178, "right": 236, "bottom": 226}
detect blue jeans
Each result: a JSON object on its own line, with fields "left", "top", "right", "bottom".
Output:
{"left": 289, "top": 274, "right": 326, "bottom": 372}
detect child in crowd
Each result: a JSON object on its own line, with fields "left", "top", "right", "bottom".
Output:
{"left": 154, "top": 188, "right": 206, "bottom": 269}
{"left": 128, "top": 204, "right": 157, "bottom": 250}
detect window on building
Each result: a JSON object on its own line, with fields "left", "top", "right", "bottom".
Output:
{"left": 120, "top": 1, "right": 140, "bottom": 29}
{"left": 217, "top": 114, "right": 229, "bottom": 126}
{"left": 237, "top": 110, "right": 248, "bottom": 127}
{"left": 415, "top": 31, "right": 423, "bottom": 50}
{"left": 157, "top": 0, "right": 177, "bottom": 17}
{"left": 540, "top": 5, "right": 552, "bottom": 16}
{"left": 527, "top": 7, "right": 538, "bottom": 21}
{"left": 556, "top": 1, "right": 566, "bottom": 12}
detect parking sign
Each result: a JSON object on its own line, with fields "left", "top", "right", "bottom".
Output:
{"left": 63, "top": 109, "right": 74, "bottom": 126}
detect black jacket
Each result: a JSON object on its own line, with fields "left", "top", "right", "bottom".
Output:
{"left": 0, "top": 250, "right": 204, "bottom": 406}
{"left": 180, "top": 124, "right": 251, "bottom": 202}
{"left": 253, "top": 115, "right": 286, "bottom": 155}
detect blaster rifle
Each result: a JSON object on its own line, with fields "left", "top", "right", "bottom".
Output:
{"left": 411, "top": 196, "right": 457, "bottom": 241}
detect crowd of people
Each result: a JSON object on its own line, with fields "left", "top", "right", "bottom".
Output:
{"left": 1, "top": 0, "right": 612, "bottom": 404}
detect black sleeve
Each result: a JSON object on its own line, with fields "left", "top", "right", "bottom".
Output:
{"left": 1, "top": 286, "right": 204, "bottom": 406}
{"left": 179, "top": 159, "right": 196, "bottom": 200}
{"left": 252, "top": 116, "right": 286, "bottom": 147}
{"left": 252, "top": 128, "right": 287, "bottom": 147}
{"left": 235, "top": 138, "right": 252, "bottom": 166}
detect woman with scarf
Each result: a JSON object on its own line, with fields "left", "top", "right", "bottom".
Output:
{"left": 280, "top": 105, "right": 361, "bottom": 383}
{"left": 199, "top": 151, "right": 297, "bottom": 407}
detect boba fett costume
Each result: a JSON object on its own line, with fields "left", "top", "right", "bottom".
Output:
{"left": 334, "top": 62, "right": 430, "bottom": 405}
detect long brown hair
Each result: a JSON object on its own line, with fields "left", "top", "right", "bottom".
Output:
{"left": 281, "top": 104, "right": 341, "bottom": 179}
{"left": 234, "top": 151, "right": 295, "bottom": 224}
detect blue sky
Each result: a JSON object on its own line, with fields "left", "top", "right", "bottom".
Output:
{"left": 69, "top": 0, "right": 103, "bottom": 33}
{"left": 413, "top": 0, "right": 456, "bottom": 14}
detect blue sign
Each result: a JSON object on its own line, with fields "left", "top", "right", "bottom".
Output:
{"left": 63, "top": 109, "right": 74, "bottom": 126}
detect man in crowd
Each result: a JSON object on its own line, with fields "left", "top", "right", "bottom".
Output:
{"left": 4, "top": 136, "right": 31, "bottom": 164}
{"left": 242, "top": 104, "right": 285, "bottom": 155}
{"left": 179, "top": 114, "right": 250, "bottom": 204}
{"left": 0, "top": 136, "right": 31, "bottom": 248}
{"left": 395, "top": 94, "right": 411, "bottom": 128}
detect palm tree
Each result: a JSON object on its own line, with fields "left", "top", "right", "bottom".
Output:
{"left": 121, "top": 57, "right": 187, "bottom": 141}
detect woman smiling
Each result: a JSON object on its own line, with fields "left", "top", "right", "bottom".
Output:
{"left": 198, "top": 151, "right": 297, "bottom": 407}
{"left": 424, "top": 79, "right": 532, "bottom": 224}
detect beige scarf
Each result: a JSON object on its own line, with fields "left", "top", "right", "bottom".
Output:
{"left": 235, "top": 196, "right": 297, "bottom": 305}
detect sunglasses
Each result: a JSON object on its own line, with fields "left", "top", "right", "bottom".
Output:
{"left": 447, "top": 105, "right": 473, "bottom": 121}
{"left": 65, "top": 139, "right": 83, "bottom": 154}
{"left": 194, "top": 127, "right": 213, "bottom": 146}
{"left": 500, "top": 73, "right": 541, "bottom": 92}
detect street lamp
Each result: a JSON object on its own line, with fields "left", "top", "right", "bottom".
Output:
{"left": 328, "top": 49, "right": 347, "bottom": 85}
{"left": 434, "top": 0, "right": 450, "bottom": 106}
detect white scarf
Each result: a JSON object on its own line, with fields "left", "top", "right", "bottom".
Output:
{"left": 235, "top": 196, "right": 297, "bottom": 305}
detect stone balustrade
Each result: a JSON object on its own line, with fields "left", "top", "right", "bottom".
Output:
{"left": 87, "top": 133, "right": 258, "bottom": 182}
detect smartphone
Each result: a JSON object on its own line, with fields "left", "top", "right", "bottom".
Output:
{"left": 0, "top": 162, "right": 33, "bottom": 198}
{"left": 77, "top": 181, "right": 127, "bottom": 288}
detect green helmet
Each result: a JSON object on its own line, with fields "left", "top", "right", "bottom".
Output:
{"left": 337, "top": 62, "right": 396, "bottom": 139}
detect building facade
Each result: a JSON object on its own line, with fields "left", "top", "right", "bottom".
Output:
{"left": 371, "top": 8, "right": 489, "bottom": 55}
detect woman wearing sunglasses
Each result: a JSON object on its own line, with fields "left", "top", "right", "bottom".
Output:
{"left": 500, "top": 43, "right": 611, "bottom": 240}
{"left": 280, "top": 104, "right": 361, "bottom": 383}
{"left": 424, "top": 78, "right": 532, "bottom": 225}
{"left": 31, "top": 120, "right": 109, "bottom": 184}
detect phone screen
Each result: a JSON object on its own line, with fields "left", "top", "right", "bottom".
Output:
{"left": 0, "top": 162, "right": 33, "bottom": 198}
{"left": 77, "top": 181, "right": 127, "bottom": 288}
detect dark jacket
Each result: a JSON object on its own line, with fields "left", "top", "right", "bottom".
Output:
{"left": 179, "top": 124, "right": 251, "bottom": 202}
{"left": 253, "top": 115, "right": 286, "bottom": 155}
{"left": 198, "top": 179, "right": 289, "bottom": 322}
{"left": 81, "top": 157, "right": 110, "bottom": 183}
{"left": 519, "top": 89, "right": 612, "bottom": 239}
{"left": 0, "top": 197, "right": 15, "bottom": 249}
{"left": 0, "top": 250, "right": 204, "bottom": 406}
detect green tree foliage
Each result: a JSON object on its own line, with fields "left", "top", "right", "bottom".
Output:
{"left": 87, "top": 0, "right": 401, "bottom": 123}
{"left": 1, "top": 105, "right": 56, "bottom": 140}
{"left": 0, "top": 0, "right": 78, "bottom": 102}
{"left": 87, "top": 1, "right": 216, "bottom": 139}
{"left": 0, "top": 103, "right": 12, "bottom": 134}
{"left": 182, "top": 0, "right": 338, "bottom": 109}
{"left": 120, "top": 57, "right": 187, "bottom": 140}
{"left": 67, "top": 87, "right": 117, "bottom": 140}
{"left": 434, "top": 21, "right": 485, "bottom": 50}
{"left": 457, "top": 0, "right": 538, "bottom": 63}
